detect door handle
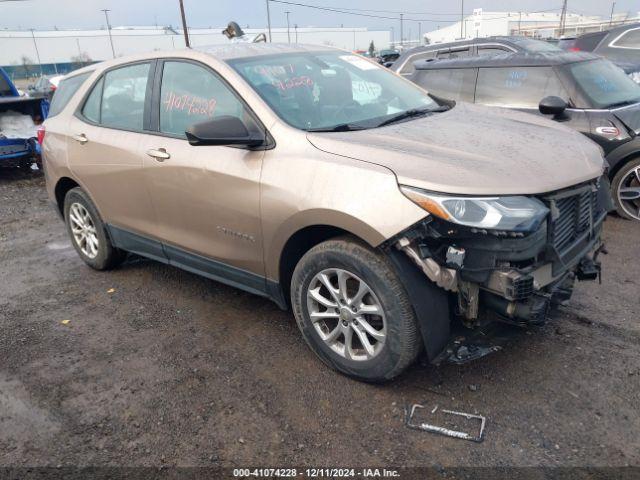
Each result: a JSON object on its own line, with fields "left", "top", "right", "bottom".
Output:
{"left": 72, "top": 134, "right": 88, "bottom": 144}
{"left": 147, "top": 148, "right": 171, "bottom": 162}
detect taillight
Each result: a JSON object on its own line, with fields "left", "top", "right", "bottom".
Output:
{"left": 569, "top": 47, "right": 581, "bottom": 52}
{"left": 37, "top": 125, "right": 46, "bottom": 145}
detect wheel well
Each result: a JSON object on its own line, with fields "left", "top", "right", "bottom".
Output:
{"left": 278, "top": 225, "right": 353, "bottom": 306}
{"left": 609, "top": 153, "right": 640, "bottom": 180}
{"left": 54, "top": 177, "right": 79, "bottom": 216}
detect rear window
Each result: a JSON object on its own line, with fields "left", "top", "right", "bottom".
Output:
{"left": 475, "top": 67, "right": 569, "bottom": 108}
{"left": 399, "top": 51, "right": 436, "bottom": 76}
{"left": 611, "top": 28, "right": 640, "bottom": 50}
{"left": 574, "top": 32, "right": 607, "bottom": 52}
{"left": 0, "top": 75, "right": 14, "bottom": 96}
{"left": 508, "top": 38, "right": 562, "bottom": 52}
{"left": 48, "top": 72, "right": 92, "bottom": 117}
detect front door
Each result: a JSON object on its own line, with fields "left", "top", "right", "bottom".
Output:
{"left": 140, "top": 59, "right": 266, "bottom": 282}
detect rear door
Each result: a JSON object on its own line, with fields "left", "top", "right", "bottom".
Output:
{"left": 66, "top": 61, "right": 161, "bottom": 245}
{"left": 139, "top": 59, "right": 266, "bottom": 278}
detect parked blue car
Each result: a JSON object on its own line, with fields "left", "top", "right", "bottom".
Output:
{"left": 0, "top": 67, "right": 49, "bottom": 168}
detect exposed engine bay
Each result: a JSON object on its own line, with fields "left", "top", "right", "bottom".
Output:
{"left": 389, "top": 176, "right": 613, "bottom": 340}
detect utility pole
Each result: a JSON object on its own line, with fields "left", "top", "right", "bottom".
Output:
{"left": 29, "top": 29, "right": 44, "bottom": 76}
{"left": 265, "top": 0, "right": 272, "bottom": 41}
{"left": 460, "top": 0, "right": 464, "bottom": 39}
{"left": 559, "top": 0, "right": 568, "bottom": 37}
{"left": 285, "top": 11, "right": 291, "bottom": 43}
{"left": 178, "top": 0, "right": 190, "bottom": 47}
{"left": 294, "top": 24, "right": 298, "bottom": 43}
{"left": 101, "top": 9, "right": 116, "bottom": 58}
{"left": 609, "top": 1, "right": 616, "bottom": 26}
{"left": 399, "top": 13, "right": 403, "bottom": 47}
{"left": 518, "top": 12, "right": 522, "bottom": 34}
{"left": 390, "top": 26, "right": 394, "bottom": 46}
{"left": 418, "top": 22, "right": 422, "bottom": 44}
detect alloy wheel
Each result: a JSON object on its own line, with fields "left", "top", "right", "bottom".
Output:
{"left": 68, "top": 202, "right": 99, "bottom": 259}
{"left": 306, "top": 268, "right": 386, "bottom": 361}
{"left": 618, "top": 166, "right": 640, "bottom": 221}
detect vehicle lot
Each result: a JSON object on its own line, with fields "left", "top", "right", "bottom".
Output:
{"left": 1, "top": 169, "right": 638, "bottom": 468}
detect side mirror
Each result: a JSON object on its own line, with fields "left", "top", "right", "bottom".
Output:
{"left": 539, "top": 96, "right": 568, "bottom": 119}
{"left": 185, "top": 116, "right": 265, "bottom": 147}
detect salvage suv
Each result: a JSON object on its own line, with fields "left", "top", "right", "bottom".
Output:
{"left": 42, "top": 44, "right": 611, "bottom": 382}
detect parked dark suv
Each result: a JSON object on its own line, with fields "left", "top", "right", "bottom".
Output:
{"left": 409, "top": 51, "right": 640, "bottom": 221}
{"left": 559, "top": 23, "right": 640, "bottom": 81}
{"left": 393, "top": 36, "right": 562, "bottom": 77}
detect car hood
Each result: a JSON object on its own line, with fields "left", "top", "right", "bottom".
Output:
{"left": 306, "top": 102, "right": 605, "bottom": 195}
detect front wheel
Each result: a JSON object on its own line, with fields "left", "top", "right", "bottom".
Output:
{"left": 612, "top": 159, "right": 640, "bottom": 221}
{"left": 291, "top": 237, "right": 422, "bottom": 382}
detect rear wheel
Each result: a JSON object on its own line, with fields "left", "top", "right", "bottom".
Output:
{"left": 291, "top": 237, "right": 421, "bottom": 382}
{"left": 612, "top": 159, "right": 640, "bottom": 221}
{"left": 63, "top": 187, "right": 126, "bottom": 270}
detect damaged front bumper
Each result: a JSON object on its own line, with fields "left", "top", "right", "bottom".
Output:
{"left": 388, "top": 177, "right": 613, "bottom": 360}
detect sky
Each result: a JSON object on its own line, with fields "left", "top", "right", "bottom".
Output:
{"left": 0, "top": 0, "right": 635, "bottom": 33}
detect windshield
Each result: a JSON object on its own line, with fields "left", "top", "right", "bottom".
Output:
{"left": 228, "top": 50, "right": 439, "bottom": 131}
{"left": 569, "top": 59, "right": 640, "bottom": 109}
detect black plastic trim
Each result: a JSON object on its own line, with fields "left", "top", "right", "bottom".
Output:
{"left": 105, "top": 224, "right": 289, "bottom": 308}
{"left": 386, "top": 248, "right": 451, "bottom": 362}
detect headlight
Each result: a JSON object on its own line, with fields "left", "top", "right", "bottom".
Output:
{"left": 401, "top": 186, "right": 549, "bottom": 232}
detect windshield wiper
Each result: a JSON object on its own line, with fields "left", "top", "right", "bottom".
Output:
{"left": 375, "top": 106, "right": 449, "bottom": 128}
{"left": 307, "top": 123, "right": 367, "bottom": 132}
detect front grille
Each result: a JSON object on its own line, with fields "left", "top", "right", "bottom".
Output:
{"left": 546, "top": 182, "right": 601, "bottom": 255}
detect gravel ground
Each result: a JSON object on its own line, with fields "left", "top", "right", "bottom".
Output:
{"left": 1, "top": 169, "right": 638, "bottom": 470}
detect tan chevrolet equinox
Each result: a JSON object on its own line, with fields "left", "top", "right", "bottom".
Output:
{"left": 42, "top": 44, "right": 612, "bottom": 382}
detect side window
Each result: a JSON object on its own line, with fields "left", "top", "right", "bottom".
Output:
{"left": 414, "top": 68, "right": 477, "bottom": 102}
{"left": 159, "top": 61, "right": 246, "bottom": 137}
{"left": 400, "top": 51, "right": 436, "bottom": 76}
{"left": 82, "top": 77, "right": 103, "bottom": 123}
{"left": 436, "top": 50, "right": 451, "bottom": 59}
{"left": 100, "top": 63, "right": 150, "bottom": 130}
{"left": 475, "top": 67, "right": 569, "bottom": 108}
{"left": 448, "top": 48, "right": 470, "bottom": 59}
{"left": 611, "top": 28, "right": 640, "bottom": 49}
{"left": 477, "top": 47, "right": 510, "bottom": 56}
{"left": 48, "top": 72, "right": 91, "bottom": 117}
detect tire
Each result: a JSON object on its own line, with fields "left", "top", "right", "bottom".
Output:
{"left": 291, "top": 237, "right": 421, "bottom": 382}
{"left": 611, "top": 158, "right": 640, "bottom": 221}
{"left": 63, "top": 187, "right": 126, "bottom": 270}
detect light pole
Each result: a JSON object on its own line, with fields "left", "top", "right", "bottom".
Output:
{"left": 609, "top": 1, "right": 616, "bottom": 26}
{"left": 390, "top": 26, "right": 394, "bottom": 46}
{"left": 265, "top": 0, "right": 272, "bottom": 42}
{"left": 29, "top": 29, "right": 44, "bottom": 76}
{"left": 460, "top": 0, "right": 464, "bottom": 38}
{"left": 418, "top": 22, "right": 422, "bottom": 44}
{"left": 285, "top": 11, "right": 291, "bottom": 43}
{"left": 178, "top": 0, "right": 190, "bottom": 47}
{"left": 399, "top": 13, "right": 403, "bottom": 47}
{"left": 294, "top": 24, "right": 298, "bottom": 43}
{"left": 101, "top": 9, "right": 116, "bottom": 58}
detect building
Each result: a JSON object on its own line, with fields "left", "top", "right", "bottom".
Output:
{"left": 424, "top": 10, "right": 640, "bottom": 45}
{"left": 0, "top": 26, "right": 390, "bottom": 78}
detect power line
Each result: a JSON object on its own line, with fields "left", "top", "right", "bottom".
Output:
{"left": 268, "top": 1, "right": 563, "bottom": 25}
